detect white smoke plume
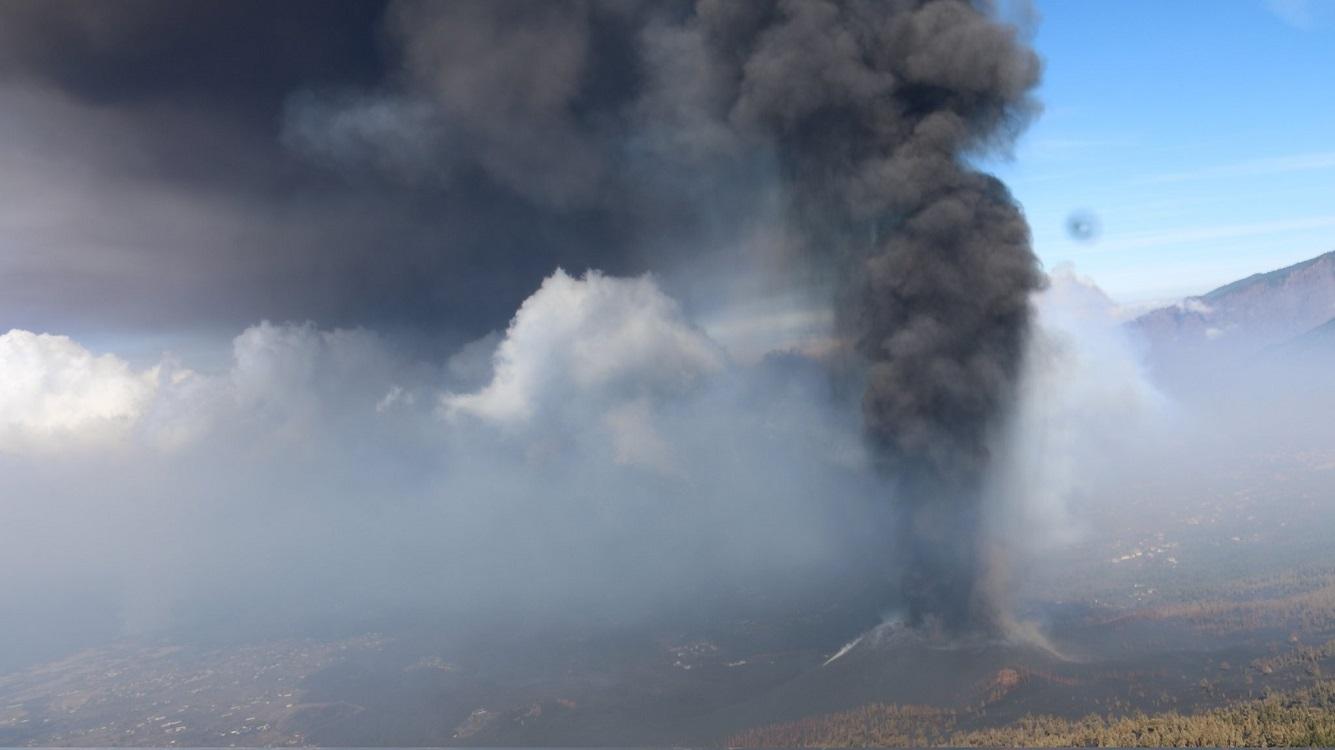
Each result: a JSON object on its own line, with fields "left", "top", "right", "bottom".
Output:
{"left": 0, "top": 271, "right": 883, "bottom": 664}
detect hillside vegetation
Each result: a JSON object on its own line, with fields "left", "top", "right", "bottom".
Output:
{"left": 729, "top": 680, "right": 1335, "bottom": 747}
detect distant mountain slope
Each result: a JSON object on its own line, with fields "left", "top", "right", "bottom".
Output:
{"left": 1270, "top": 314, "right": 1335, "bottom": 363}
{"left": 1132, "top": 250, "right": 1335, "bottom": 381}
{"left": 1297, "top": 315, "right": 1335, "bottom": 346}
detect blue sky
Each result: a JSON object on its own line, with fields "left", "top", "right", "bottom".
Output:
{"left": 984, "top": 0, "right": 1335, "bottom": 303}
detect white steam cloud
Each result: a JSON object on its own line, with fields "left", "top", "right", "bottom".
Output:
{"left": 0, "top": 330, "right": 159, "bottom": 452}
{"left": 0, "top": 271, "right": 881, "bottom": 654}
{"left": 443, "top": 269, "right": 726, "bottom": 426}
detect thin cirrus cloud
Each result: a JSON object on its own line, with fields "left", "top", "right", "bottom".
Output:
{"left": 1081, "top": 214, "right": 1335, "bottom": 254}
{"left": 1138, "top": 150, "right": 1335, "bottom": 184}
{"left": 1265, "top": 0, "right": 1334, "bottom": 30}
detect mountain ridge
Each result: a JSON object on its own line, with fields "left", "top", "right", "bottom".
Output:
{"left": 1132, "top": 249, "right": 1335, "bottom": 382}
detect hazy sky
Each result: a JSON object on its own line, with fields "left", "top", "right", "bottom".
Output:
{"left": 989, "top": 0, "right": 1335, "bottom": 303}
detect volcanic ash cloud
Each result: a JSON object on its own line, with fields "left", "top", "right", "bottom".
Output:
{"left": 291, "top": 0, "right": 1047, "bottom": 632}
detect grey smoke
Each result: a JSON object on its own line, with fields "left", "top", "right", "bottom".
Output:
{"left": 301, "top": 0, "right": 1045, "bottom": 631}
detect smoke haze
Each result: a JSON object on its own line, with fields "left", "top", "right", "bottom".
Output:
{"left": 2, "top": 0, "right": 1217, "bottom": 670}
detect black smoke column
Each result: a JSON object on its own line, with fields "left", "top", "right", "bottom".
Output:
{"left": 703, "top": 0, "right": 1045, "bottom": 633}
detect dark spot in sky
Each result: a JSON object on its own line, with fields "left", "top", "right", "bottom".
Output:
{"left": 1066, "top": 210, "right": 1101, "bottom": 242}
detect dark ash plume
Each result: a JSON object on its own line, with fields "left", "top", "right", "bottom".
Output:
{"left": 689, "top": 0, "right": 1045, "bottom": 632}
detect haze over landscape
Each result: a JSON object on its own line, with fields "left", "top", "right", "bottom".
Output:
{"left": 2, "top": 1, "right": 1335, "bottom": 747}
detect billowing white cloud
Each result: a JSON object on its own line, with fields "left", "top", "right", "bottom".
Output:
{"left": 0, "top": 321, "right": 417, "bottom": 456}
{"left": 0, "top": 329, "right": 158, "bottom": 450}
{"left": 229, "top": 321, "right": 403, "bottom": 421}
{"left": 443, "top": 269, "right": 726, "bottom": 424}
